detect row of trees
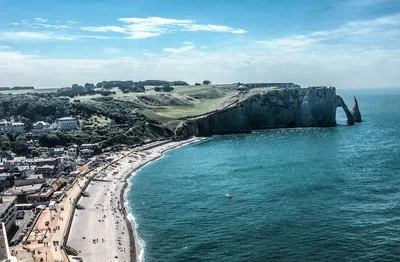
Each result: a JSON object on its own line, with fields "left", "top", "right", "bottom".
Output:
{"left": 154, "top": 83, "right": 174, "bottom": 92}
{"left": 195, "top": 80, "right": 212, "bottom": 86}
{"left": 0, "top": 134, "right": 29, "bottom": 154}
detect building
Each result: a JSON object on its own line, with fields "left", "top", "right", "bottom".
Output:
{"left": 0, "top": 196, "right": 17, "bottom": 233}
{"left": 79, "top": 149, "right": 93, "bottom": 159}
{"left": 0, "top": 121, "right": 24, "bottom": 133}
{"left": 53, "top": 147, "right": 65, "bottom": 157}
{"left": 35, "top": 165, "right": 55, "bottom": 177}
{"left": 56, "top": 117, "right": 78, "bottom": 131}
{"left": 68, "top": 145, "right": 78, "bottom": 158}
{"left": 32, "top": 121, "right": 54, "bottom": 133}
{"left": 1, "top": 222, "right": 17, "bottom": 262}
{"left": 25, "top": 178, "right": 66, "bottom": 205}
{"left": 58, "top": 96, "right": 70, "bottom": 102}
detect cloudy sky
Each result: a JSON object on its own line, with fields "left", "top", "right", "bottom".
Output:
{"left": 0, "top": 0, "right": 399, "bottom": 88}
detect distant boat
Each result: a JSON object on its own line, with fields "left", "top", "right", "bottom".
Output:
{"left": 225, "top": 194, "right": 232, "bottom": 199}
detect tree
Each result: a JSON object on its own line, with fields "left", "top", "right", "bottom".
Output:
{"left": 30, "top": 149, "right": 40, "bottom": 157}
{"left": 195, "top": 83, "right": 201, "bottom": 86}
{"left": 0, "top": 134, "right": 11, "bottom": 151}
{"left": 203, "top": 80, "right": 211, "bottom": 85}
{"left": 39, "top": 133, "right": 60, "bottom": 147}
{"left": 13, "top": 134, "right": 28, "bottom": 154}
{"left": 162, "top": 84, "right": 174, "bottom": 92}
{"left": 84, "top": 83, "right": 95, "bottom": 91}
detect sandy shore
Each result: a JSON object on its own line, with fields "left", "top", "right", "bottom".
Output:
{"left": 67, "top": 137, "right": 201, "bottom": 262}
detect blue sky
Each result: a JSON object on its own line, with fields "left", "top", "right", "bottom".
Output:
{"left": 0, "top": 0, "right": 400, "bottom": 88}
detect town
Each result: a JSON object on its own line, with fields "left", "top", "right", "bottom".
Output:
{"left": 0, "top": 113, "right": 147, "bottom": 262}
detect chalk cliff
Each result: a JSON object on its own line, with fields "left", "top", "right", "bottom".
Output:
{"left": 175, "top": 86, "right": 357, "bottom": 138}
{"left": 350, "top": 96, "right": 362, "bottom": 122}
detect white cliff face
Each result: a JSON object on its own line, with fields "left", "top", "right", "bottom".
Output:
{"left": 299, "top": 87, "right": 337, "bottom": 126}
{"left": 176, "top": 86, "right": 355, "bottom": 137}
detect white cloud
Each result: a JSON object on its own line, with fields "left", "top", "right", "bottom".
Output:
{"left": 257, "top": 13, "right": 400, "bottom": 53}
{"left": 80, "top": 16, "right": 247, "bottom": 39}
{"left": 104, "top": 48, "right": 121, "bottom": 54}
{"left": 183, "top": 24, "right": 247, "bottom": 34}
{"left": 1, "top": 32, "right": 51, "bottom": 39}
{"left": 54, "top": 36, "right": 74, "bottom": 40}
{"left": 0, "top": 31, "right": 110, "bottom": 40}
{"left": 0, "top": 47, "right": 399, "bottom": 88}
{"left": 142, "top": 52, "right": 158, "bottom": 57}
{"left": 32, "top": 23, "right": 70, "bottom": 29}
{"left": 11, "top": 19, "right": 70, "bottom": 30}
{"left": 124, "top": 32, "right": 160, "bottom": 39}
{"left": 0, "top": 45, "right": 13, "bottom": 51}
{"left": 1, "top": 14, "right": 400, "bottom": 89}
{"left": 80, "top": 26, "right": 126, "bottom": 33}
{"left": 34, "top": 18, "right": 48, "bottom": 23}
{"left": 163, "top": 42, "right": 196, "bottom": 53}
{"left": 119, "top": 17, "right": 193, "bottom": 25}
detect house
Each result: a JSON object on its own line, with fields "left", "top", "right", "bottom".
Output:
{"left": 79, "top": 149, "right": 93, "bottom": 159}
{"left": 32, "top": 121, "right": 55, "bottom": 133}
{"left": 14, "top": 174, "right": 46, "bottom": 187}
{"left": 0, "top": 196, "right": 17, "bottom": 233}
{"left": 58, "top": 96, "right": 70, "bottom": 102}
{"left": 68, "top": 145, "right": 78, "bottom": 158}
{"left": 0, "top": 120, "right": 25, "bottom": 133}
{"left": 53, "top": 147, "right": 65, "bottom": 157}
{"left": 35, "top": 165, "right": 55, "bottom": 177}
{"left": 56, "top": 117, "right": 78, "bottom": 131}
{"left": 25, "top": 178, "right": 66, "bottom": 205}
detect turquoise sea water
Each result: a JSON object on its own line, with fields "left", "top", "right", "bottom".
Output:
{"left": 127, "top": 89, "right": 400, "bottom": 261}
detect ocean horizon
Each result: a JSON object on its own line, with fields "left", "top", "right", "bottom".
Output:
{"left": 126, "top": 88, "right": 400, "bottom": 261}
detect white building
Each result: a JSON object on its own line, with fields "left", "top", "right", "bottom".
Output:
{"left": 0, "top": 196, "right": 17, "bottom": 233}
{"left": 56, "top": 117, "right": 78, "bottom": 131}
{"left": 32, "top": 121, "right": 55, "bottom": 133}
{"left": 0, "top": 121, "right": 24, "bottom": 133}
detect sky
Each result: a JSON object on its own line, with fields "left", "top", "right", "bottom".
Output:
{"left": 0, "top": 0, "right": 400, "bottom": 88}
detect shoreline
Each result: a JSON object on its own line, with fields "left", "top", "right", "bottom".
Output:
{"left": 121, "top": 137, "right": 204, "bottom": 262}
{"left": 66, "top": 137, "right": 203, "bottom": 262}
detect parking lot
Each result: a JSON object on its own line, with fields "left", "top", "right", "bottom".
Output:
{"left": 10, "top": 210, "right": 36, "bottom": 245}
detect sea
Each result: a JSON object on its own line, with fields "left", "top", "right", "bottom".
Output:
{"left": 126, "top": 88, "right": 400, "bottom": 262}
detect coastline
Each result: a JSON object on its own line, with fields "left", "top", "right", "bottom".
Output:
{"left": 67, "top": 137, "right": 203, "bottom": 262}
{"left": 121, "top": 137, "right": 204, "bottom": 262}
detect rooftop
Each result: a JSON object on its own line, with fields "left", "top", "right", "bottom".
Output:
{"left": 58, "top": 117, "right": 76, "bottom": 121}
{"left": 0, "top": 195, "right": 17, "bottom": 215}
{"left": 4, "top": 183, "right": 43, "bottom": 195}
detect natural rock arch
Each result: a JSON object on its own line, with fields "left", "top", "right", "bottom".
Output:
{"left": 336, "top": 95, "right": 355, "bottom": 125}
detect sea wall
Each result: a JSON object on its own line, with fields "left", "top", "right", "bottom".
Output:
{"left": 175, "top": 87, "right": 355, "bottom": 137}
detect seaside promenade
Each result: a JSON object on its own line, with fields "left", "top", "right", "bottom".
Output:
{"left": 11, "top": 138, "right": 200, "bottom": 262}
{"left": 11, "top": 162, "right": 105, "bottom": 262}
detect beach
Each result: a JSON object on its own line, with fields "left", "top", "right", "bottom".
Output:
{"left": 67, "top": 137, "right": 201, "bottom": 262}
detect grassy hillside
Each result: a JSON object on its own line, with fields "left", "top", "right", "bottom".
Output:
{"left": 113, "top": 84, "right": 241, "bottom": 121}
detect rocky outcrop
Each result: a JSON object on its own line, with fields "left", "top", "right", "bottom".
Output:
{"left": 175, "top": 86, "right": 358, "bottom": 138}
{"left": 336, "top": 96, "right": 355, "bottom": 125}
{"left": 350, "top": 96, "right": 362, "bottom": 122}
